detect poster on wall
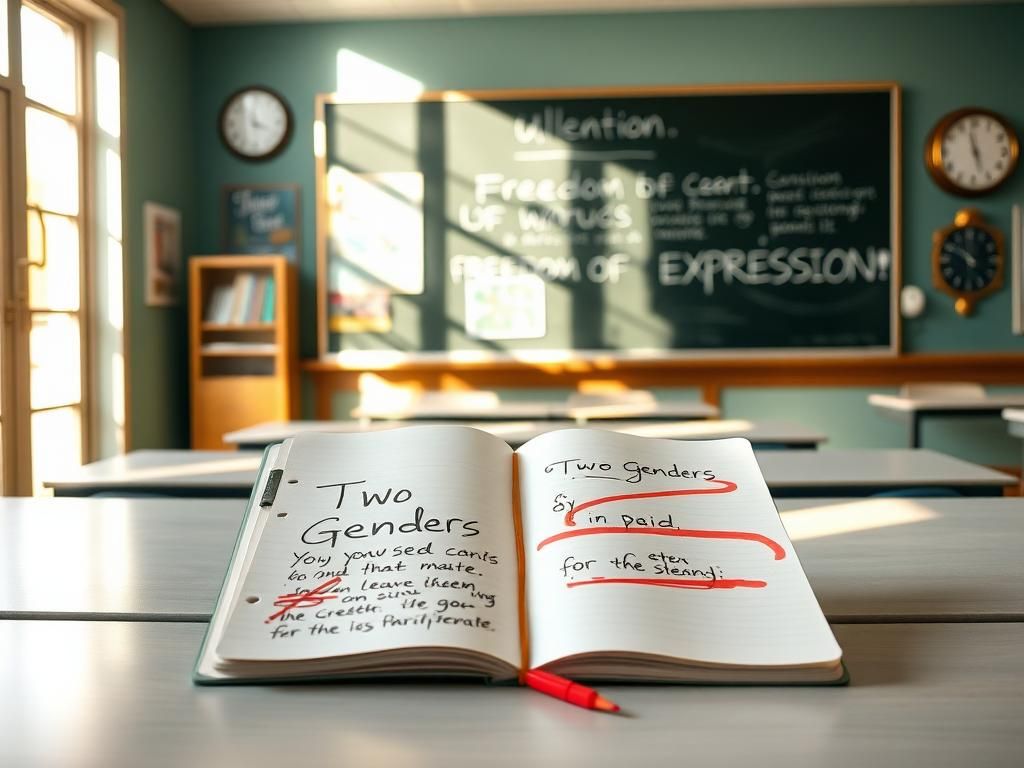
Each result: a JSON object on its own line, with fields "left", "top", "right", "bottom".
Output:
{"left": 222, "top": 184, "right": 300, "bottom": 262}
{"left": 144, "top": 202, "right": 182, "bottom": 307}
{"left": 464, "top": 274, "right": 546, "bottom": 340}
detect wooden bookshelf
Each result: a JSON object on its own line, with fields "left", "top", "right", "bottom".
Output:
{"left": 189, "top": 255, "right": 298, "bottom": 449}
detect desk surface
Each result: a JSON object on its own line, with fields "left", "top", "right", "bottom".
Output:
{"left": 42, "top": 450, "right": 265, "bottom": 496}
{"left": 352, "top": 399, "right": 720, "bottom": 421}
{"left": 1004, "top": 408, "right": 1024, "bottom": 422}
{"left": 777, "top": 497, "right": 1024, "bottom": 621}
{"left": 0, "top": 620, "right": 1020, "bottom": 768}
{"left": 42, "top": 448, "right": 1014, "bottom": 497}
{"left": 4, "top": 497, "right": 1023, "bottom": 622}
{"left": 0, "top": 497, "right": 245, "bottom": 620}
{"left": 869, "top": 392, "right": 1024, "bottom": 413}
{"left": 223, "top": 418, "right": 827, "bottom": 449}
{"left": 754, "top": 448, "right": 1013, "bottom": 492}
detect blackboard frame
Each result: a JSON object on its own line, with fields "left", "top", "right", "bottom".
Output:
{"left": 314, "top": 82, "right": 901, "bottom": 365}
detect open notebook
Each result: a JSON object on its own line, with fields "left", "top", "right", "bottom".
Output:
{"left": 195, "top": 427, "right": 844, "bottom": 684}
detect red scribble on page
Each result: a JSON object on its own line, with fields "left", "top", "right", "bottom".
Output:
{"left": 567, "top": 577, "right": 767, "bottom": 590}
{"left": 564, "top": 479, "right": 738, "bottom": 526}
{"left": 536, "top": 526, "right": 786, "bottom": 560}
{"left": 265, "top": 576, "right": 342, "bottom": 623}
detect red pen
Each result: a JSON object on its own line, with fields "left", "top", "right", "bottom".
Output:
{"left": 524, "top": 669, "right": 620, "bottom": 713}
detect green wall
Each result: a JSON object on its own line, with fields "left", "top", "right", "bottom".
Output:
{"left": 172, "top": 4, "right": 1024, "bottom": 457}
{"left": 121, "top": 0, "right": 193, "bottom": 449}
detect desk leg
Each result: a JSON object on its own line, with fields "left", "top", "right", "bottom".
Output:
{"left": 910, "top": 414, "right": 922, "bottom": 449}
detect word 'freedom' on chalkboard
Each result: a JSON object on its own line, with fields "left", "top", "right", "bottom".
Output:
{"left": 315, "top": 84, "right": 899, "bottom": 360}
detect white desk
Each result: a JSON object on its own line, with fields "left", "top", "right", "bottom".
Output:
{"left": 5, "top": 497, "right": 1023, "bottom": 622}
{"left": 352, "top": 399, "right": 720, "bottom": 421}
{"left": 43, "top": 450, "right": 265, "bottom": 497}
{"left": 1003, "top": 407, "right": 1024, "bottom": 438}
{"left": 777, "top": 498, "right": 1024, "bottom": 621}
{"left": 869, "top": 392, "right": 1024, "bottom": 447}
{"left": 43, "top": 448, "right": 1014, "bottom": 498}
{"left": 224, "top": 418, "right": 827, "bottom": 450}
{"left": 1, "top": 620, "right": 1020, "bottom": 767}
{"left": 754, "top": 448, "right": 1013, "bottom": 497}
{"left": 0, "top": 498, "right": 245, "bottom": 620}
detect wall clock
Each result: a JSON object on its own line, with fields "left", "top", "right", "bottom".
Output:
{"left": 932, "top": 208, "right": 1004, "bottom": 316}
{"left": 219, "top": 86, "right": 292, "bottom": 161}
{"left": 924, "top": 108, "right": 1019, "bottom": 196}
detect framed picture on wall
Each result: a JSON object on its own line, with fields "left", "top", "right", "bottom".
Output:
{"left": 221, "top": 184, "right": 300, "bottom": 263}
{"left": 144, "top": 202, "right": 182, "bottom": 307}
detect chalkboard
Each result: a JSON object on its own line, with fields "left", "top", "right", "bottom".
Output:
{"left": 315, "top": 84, "right": 899, "bottom": 360}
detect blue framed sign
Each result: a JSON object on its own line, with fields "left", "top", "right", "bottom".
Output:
{"left": 222, "top": 184, "right": 300, "bottom": 262}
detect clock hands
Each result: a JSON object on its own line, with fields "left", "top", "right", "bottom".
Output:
{"left": 948, "top": 242, "right": 978, "bottom": 267}
{"left": 968, "top": 131, "right": 983, "bottom": 171}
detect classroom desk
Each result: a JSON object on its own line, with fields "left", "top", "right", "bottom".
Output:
{"left": 43, "top": 448, "right": 1014, "bottom": 498}
{"left": 1002, "top": 407, "right": 1024, "bottom": 439}
{"left": 0, "top": 497, "right": 245, "bottom": 621}
{"left": 777, "top": 498, "right": 1024, "bottom": 621}
{"left": 351, "top": 399, "right": 720, "bottom": 421}
{"left": 223, "top": 418, "right": 827, "bottom": 450}
{"left": 1004, "top": 409, "right": 1024, "bottom": 486}
{"left": 754, "top": 448, "right": 1013, "bottom": 497}
{"left": 42, "top": 450, "right": 265, "bottom": 498}
{"left": 868, "top": 391, "right": 1024, "bottom": 448}
{"left": 1, "top": 620, "right": 1020, "bottom": 767}
{"left": 5, "top": 497, "right": 1023, "bottom": 623}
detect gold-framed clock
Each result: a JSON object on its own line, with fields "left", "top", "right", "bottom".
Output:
{"left": 925, "top": 108, "right": 1019, "bottom": 196}
{"left": 932, "top": 208, "right": 1004, "bottom": 316}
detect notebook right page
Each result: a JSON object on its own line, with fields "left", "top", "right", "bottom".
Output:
{"left": 516, "top": 430, "right": 841, "bottom": 669}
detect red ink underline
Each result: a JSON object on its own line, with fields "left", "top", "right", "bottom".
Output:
{"left": 566, "top": 577, "right": 767, "bottom": 590}
{"left": 265, "top": 576, "right": 343, "bottom": 623}
{"left": 536, "top": 526, "right": 786, "bottom": 560}
{"left": 565, "top": 480, "right": 739, "bottom": 526}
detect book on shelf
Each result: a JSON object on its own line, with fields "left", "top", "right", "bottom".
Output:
{"left": 260, "top": 277, "right": 276, "bottom": 323}
{"left": 194, "top": 427, "right": 844, "bottom": 686}
{"left": 247, "top": 276, "right": 268, "bottom": 325}
{"left": 231, "top": 273, "right": 257, "bottom": 325}
{"left": 204, "top": 283, "right": 236, "bottom": 324}
{"left": 203, "top": 271, "right": 277, "bottom": 326}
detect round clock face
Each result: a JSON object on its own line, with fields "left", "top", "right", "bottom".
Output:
{"left": 938, "top": 225, "right": 999, "bottom": 294}
{"left": 927, "top": 109, "right": 1019, "bottom": 195}
{"left": 219, "top": 87, "right": 291, "bottom": 160}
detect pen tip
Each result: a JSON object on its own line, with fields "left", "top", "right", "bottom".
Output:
{"left": 592, "top": 695, "right": 620, "bottom": 713}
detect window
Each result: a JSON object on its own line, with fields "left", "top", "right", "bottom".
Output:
{"left": 1, "top": 0, "right": 125, "bottom": 494}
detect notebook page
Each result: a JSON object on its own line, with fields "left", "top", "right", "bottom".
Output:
{"left": 517, "top": 430, "right": 840, "bottom": 669}
{"left": 217, "top": 427, "right": 520, "bottom": 667}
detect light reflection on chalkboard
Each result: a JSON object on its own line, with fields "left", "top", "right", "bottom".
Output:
{"left": 600, "top": 161, "right": 672, "bottom": 349}
{"left": 334, "top": 48, "right": 423, "bottom": 101}
{"left": 445, "top": 100, "right": 574, "bottom": 350}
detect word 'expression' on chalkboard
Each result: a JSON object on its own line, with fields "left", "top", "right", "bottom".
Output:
{"left": 315, "top": 84, "right": 899, "bottom": 360}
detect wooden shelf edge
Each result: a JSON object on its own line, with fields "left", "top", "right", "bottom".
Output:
{"left": 201, "top": 323, "right": 276, "bottom": 331}
{"left": 201, "top": 348, "right": 279, "bottom": 357}
{"left": 300, "top": 351, "right": 1024, "bottom": 389}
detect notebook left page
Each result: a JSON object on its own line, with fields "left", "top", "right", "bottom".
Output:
{"left": 215, "top": 427, "right": 521, "bottom": 670}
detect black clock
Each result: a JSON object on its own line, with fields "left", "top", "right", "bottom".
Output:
{"left": 932, "top": 208, "right": 1004, "bottom": 316}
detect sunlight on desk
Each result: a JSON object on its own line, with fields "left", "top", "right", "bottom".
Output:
{"left": 12, "top": 501, "right": 134, "bottom": 609}
{"left": 114, "top": 455, "right": 263, "bottom": 481}
{"left": 780, "top": 499, "right": 937, "bottom": 542}
{"left": 607, "top": 419, "right": 755, "bottom": 438}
